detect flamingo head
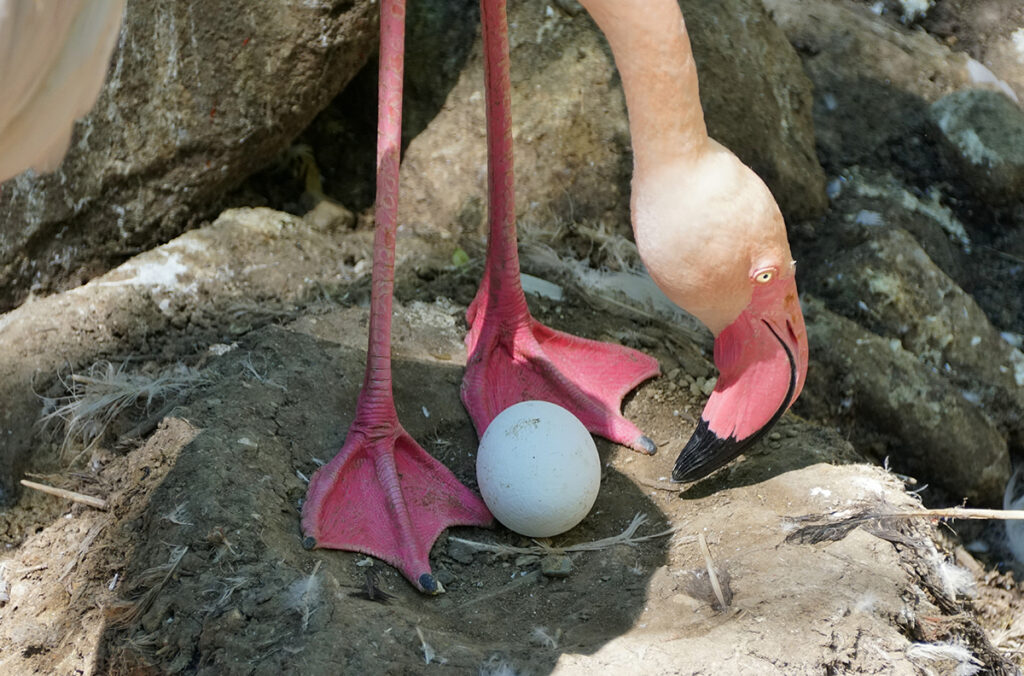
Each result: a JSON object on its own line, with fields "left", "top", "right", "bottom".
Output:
{"left": 632, "top": 142, "right": 809, "bottom": 482}
{"left": 671, "top": 263, "right": 808, "bottom": 482}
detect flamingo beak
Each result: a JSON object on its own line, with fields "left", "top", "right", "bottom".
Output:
{"left": 672, "top": 275, "right": 808, "bottom": 482}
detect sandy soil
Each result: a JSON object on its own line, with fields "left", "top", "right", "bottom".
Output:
{"left": 0, "top": 226, "right": 1019, "bottom": 673}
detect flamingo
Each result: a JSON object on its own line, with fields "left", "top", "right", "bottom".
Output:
{"left": 0, "top": 0, "right": 124, "bottom": 184}
{"left": 1, "top": 0, "right": 808, "bottom": 594}
{"left": 303, "top": 0, "right": 808, "bottom": 591}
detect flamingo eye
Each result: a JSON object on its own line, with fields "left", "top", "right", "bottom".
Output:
{"left": 754, "top": 268, "right": 776, "bottom": 284}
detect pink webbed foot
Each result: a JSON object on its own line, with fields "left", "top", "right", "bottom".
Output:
{"left": 302, "top": 413, "right": 492, "bottom": 593}
{"left": 464, "top": 0, "right": 661, "bottom": 453}
{"left": 462, "top": 288, "right": 661, "bottom": 453}
{"left": 303, "top": 0, "right": 493, "bottom": 593}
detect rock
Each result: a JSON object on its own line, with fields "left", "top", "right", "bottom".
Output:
{"left": 763, "top": 0, "right": 1010, "bottom": 169}
{"left": 930, "top": 89, "right": 1024, "bottom": 204}
{"left": 816, "top": 166, "right": 969, "bottom": 281}
{"left": 304, "top": 200, "right": 357, "bottom": 233}
{"left": 813, "top": 228, "right": 1024, "bottom": 451}
{"left": 398, "top": 0, "right": 825, "bottom": 256}
{"left": 0, "top": 207, "right": 377, "bottom": 505}
{"left": 801, "top": 296, "right": 1010, "bottom": 505}
{"left": 447, "top": 539, "right": 478, "bottom": 565}
{"left": 540, "top": 554, "right": 573, "bottom": 578}
{"left": 0, "top": 1, "right": 377, "bottom": 312}
{"left": 921, "top": 1, "right": 1024, "bottom": 103}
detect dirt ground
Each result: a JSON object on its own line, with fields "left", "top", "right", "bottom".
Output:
{"left": 0, "top": 228, "right": 1020, "bottom": 673}
{"left": 2, "top": 0, "right": 1024, "bottom": 674}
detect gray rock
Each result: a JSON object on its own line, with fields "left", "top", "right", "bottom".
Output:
{"left": 764, "top": 0, "right": 1000, "bottom": 168}
{"left": 814, "top": 228, "right": 1024, "bottom": 451}
{"left": 818, "top": 166, "right": 970, "bottom": 282}
{"left": 447, "top": 539, "right": 478, "bottom": 565}
{"left": 930, "top": 89, "right": 1024, "bottom": 205}
{"left": 802, "top": 296, "right": 1010, "bottom": 505}
{"left": 921, "top": 2, "right": 1024, "bottom": 103}
{"left": 540, "top": 554, "right": 573, "bottom": 578}
{"left": 0, "top": 1, "right": 377, "bottom": 312}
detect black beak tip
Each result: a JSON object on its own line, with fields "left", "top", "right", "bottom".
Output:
{"left": 671, "top": 418, "right": 749, "bottom": 483}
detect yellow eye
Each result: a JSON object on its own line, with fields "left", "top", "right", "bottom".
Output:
{"left": 754, "top": 268, "right": 776, "bottom": 284}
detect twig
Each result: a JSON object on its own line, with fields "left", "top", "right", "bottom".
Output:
{"left": 20, "top": 479, "right": 107, "bottom": 510}
{"left": 60, "top": 517, "right": 110, "bottom": 582}
{"left": 698, "top": 533, "right": 728, "bottom": 610}
{"left": 448, "top": 513, "right": 683, "bottom": 556}
{"left": 895, "top": 507, "right": 1024, "bottom": 521}
{"left": 786, "top": 504, "right": 1024, "bottom": 546}
{"left": 7, "top": 564, "right": 48, "bottom": 577}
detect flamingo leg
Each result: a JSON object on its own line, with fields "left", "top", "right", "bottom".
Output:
{"left": 462, "top": 0, "right": 660, "bottom": 453}
{"left": 301, "top": 0, "right": 492, "bottom": 593}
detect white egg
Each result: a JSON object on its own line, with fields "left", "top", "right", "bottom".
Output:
{"left": 476, "top": 400, "right": 600, "bottom": 537}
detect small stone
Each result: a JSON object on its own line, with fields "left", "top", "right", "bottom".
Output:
{"left": 219, "top": 607, "right": 245, "bottom": 631}
{"left": 540, "top": 555, "right": 572, "bottom": 578}
{"left": 447, "top": 540, "right": 477, "bottom": 565}
{"left": 769, "top": 432, "right": 782, "bottom": 441}
{"left": 304, "top": 199, "right": 356, "bottom": 231}
{"left": 436, "top": 569, "right": 456, "bottom": 587}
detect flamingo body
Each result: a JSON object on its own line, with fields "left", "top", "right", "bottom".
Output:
{"left": 307, "top": 0, "right": 809, "bottom": 589}
{"left": 0, "top": 0, "right": 124, "bottom": 184}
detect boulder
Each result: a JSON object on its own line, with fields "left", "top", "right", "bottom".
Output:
{"left": 930, "top": 89, "right": 1024, "bottom": 205}
{"left": 801, "top": 296, "right": 1010, "bottom": 505}
{"left": 0, "top": 207, "right": 383, "bottom": 505}
{"left": 763, "top": 0, "right": 1014, "bottom": 169}
{"left": 813, "top": 227, "right": 1024, "bottom": 452}
{"left": 922, "top": 0, "right": 1024, "bottom": 103}
{"left": 0, "top": 0, "right": 377, "bottom": 312}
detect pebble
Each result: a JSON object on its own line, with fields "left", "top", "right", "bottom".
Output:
{"left": 540, "top": 554, "right": 573, "bottom": 578}
{"left": 446, "top": 540, "right": 477, "bottom": 565}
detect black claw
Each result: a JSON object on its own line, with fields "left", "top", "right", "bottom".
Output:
{"left": 637, "top": 435, "right": 657, "bottom": 455}
{"left": 302, "top": 536, "right": 317, "bottom": 550}
{"left": 419, "top": 572, "right": 443, "bottom": 594}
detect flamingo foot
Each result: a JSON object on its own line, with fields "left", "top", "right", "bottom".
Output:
{"left": 462, "top": 291, "right": 661, "bottom": 453}
{"left": 301, "top": 412, "right": 493, "bottom": 593}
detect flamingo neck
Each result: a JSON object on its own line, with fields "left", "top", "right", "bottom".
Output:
{"left": 580, "top": 0, "right": 708, "bottom": 175}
